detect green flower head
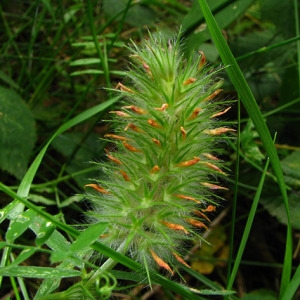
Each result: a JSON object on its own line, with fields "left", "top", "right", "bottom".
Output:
{"left": 85, "top": 31, "right": 234, "bottom": 275}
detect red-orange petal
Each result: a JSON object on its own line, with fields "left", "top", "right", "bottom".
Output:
{"left": 203, "top": 162, "right": 226, "bottom": 174}
{"left": 123, "top": 142, "right": 141, "bottom": 152}
{"left": 202, "top": 205, "right": 216, "bottom": 212}
{"left": 174, "top": 194, "right": 201, "bottom": 203}
{"left": 105, "top": 149, "right": 122, "bottom": 165}
{"left": 183, "top": 77, "right": 196, "bottom": 85}
{"left": 198, "top": 51, "right": 206, "bottom": 69}
{"left": 143, "top": 62, "right": 152, "bottom": 76}
{"left": 203, "top": 89, "right": 223, "bottom": 102}
{"left": 210, "top": 107, "right": 231, "bottom": 118}
{"left": 150, "top": 165, "right": 160, "bottom": 173}
{"left": 177, "top": 156, "right": 200, "bottom": 167}
{"left": 122, "top": 105, "right": 147, "bottom": 114}
{"left": 193, "top": 210, "right": 211, "bottom": 222}
{"left": 109, "top": 111, "right": 129, "bottom": 117}
{"left": 104, "top": 134, "right": 127, "bottom": 141}
{"left": 152, "top": 138, "right": 161, "bottom": 146}
{"left": 186, "top": 218, "right": 208, "bottom": 230}
{"left": 148, "top": 119, "right": 162, "bottom": 128}
{"left": 84, "top": 184, "right": 109, "bottom": 194}
{"left": 124, "top": 123, "right": 143, "bottom": 132}
{"left": 200, "top": 182, "right": 228, "bottom": 190}
{"left": 188, "top": 107, "right": 202, "bottom": 120}
{"left": 120, "top": 170, "right": 130, "bottom": 181}
{"left": 161, "top": 221, "right": 189, "bottom": 234}
{"left": 150, "top": 249, "right": 174, "bottom": 275}
{"left": 116, "top": 82, "right": 134, "bottom": 93}
{"left": 180, "top": 126, "right": 187, "bottom": 140}
{"left": 154, "top": 103, "right": 169, "bottom": 111}
{"left": 204, "top": 127, "right": 236, "bottom": 136}
{"left": 172, "top": 252, "right": 190, "bottom": 268}
{"left": 202, "top": 153, "right": 219, "bottom": 161}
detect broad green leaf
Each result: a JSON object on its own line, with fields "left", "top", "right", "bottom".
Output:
{"left": 261, "top": 151, "right": 300, "bottom": 229}
{"left": 51, "top": 132, "right": 104, "bottom": 187}
{"left": 35, "top": 261, "right": 78, "bottom": 298}
{"left": 261, "top": 192, "right": 300, "bottom": 229}
{"left": 281, "top": 150, "right": 300, "bottom": 181}
{"left": 9, "top": 248, "right": 36, "bottom": 267}
{"left": 70, "top": 222, "right": 108, "bottom": 253}
{"left": 182, "top": 0, "right": 227, "bottom": 32}
{"left": 0, "top": 86, "right": 36, "bottom": 179}
{"left": 50, "top": 222, "right": 107, "bottom": 263}
{"left": 184, "top": 0, "right": 254, "bottom": 55}
{"left": 103, "top": 0, "right": 156, "bottom": 27}
{"left": 35, "top": 219, "right": 56, "bottom": 247}
{"left": 5, "top": 209, "right": 37, "bottom": 242}
{"left": 0, "top": 266, "right": 81, "bottom": 278}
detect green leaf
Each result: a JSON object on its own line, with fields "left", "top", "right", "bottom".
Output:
{"left": 242, "top": 289, "right": 277, "bottom": 300}
{"left": 35, "top": 219, "right": 56, "bottom": 247}
{"left": 70, "top": 222, "right": 108, "bottom": 253}
{"left": 70, "top": 57, "right": 101, "bottom": 66}
{"left": 71, "top": 70, "right": 125, "bottom": 76}
{"left": 0, "top": 266, "right": 81, "bottom": 278}
{"left": 51, "top": 132, "right": 104, "bottom": 187}
{"left": 261, "top": 151, "right": 300, "bottom": 229}
{"left": 281, "top": 264, "right": 300, "bottom": 300}
{"left": 10, "top": 248, "right": 36, "bottom": 267}
{"left": 261, "top": 192, "right": 300, "bottom": 230}
{"left": 51, "top": 222, "right": 107, "bottom": 263}
{"left": 5, "top": 209, "right": 37, "bottom": 242}
{"left": 184, "top": 0, "right": 254, "bottom": 55}
{"left": 0, "top": 86, "right": 36, "bottom": 179}
{"left": 0, "top": 71, "right": 20, "bottom": 90}
{"left": 240, "top": 120, "right": 266, "bottom": 164}
{"left": 103, "top": 0, "right": 156, "bottom": 27}
{"left": 281, "top": 150, "right": 300, "bottom": 181}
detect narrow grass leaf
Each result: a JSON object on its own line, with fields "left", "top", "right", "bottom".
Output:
{"left": 0, "top": 266, "right": 81, "bottom": 278}
{"left": 227, "top": 158, "right": 270, "bottom": 290}
{"left": 197, "top": 0, "right": 292, "bottom": 295}
{"left": 281, "top": 265, "right": 300, "bottom": 300}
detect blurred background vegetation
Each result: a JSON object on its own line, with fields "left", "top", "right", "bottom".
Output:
{"left": 0, "top": 0, "right": 299, "bottom": 298}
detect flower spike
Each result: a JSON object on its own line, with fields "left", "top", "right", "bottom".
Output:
{"left": 84, "top": 31, "right": 232, "bottom": 278}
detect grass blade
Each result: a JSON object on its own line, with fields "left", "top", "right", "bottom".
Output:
{"left": 197, "top": 0, "right": 292, "bottom": 296}
{"left": 227, "top": 158, "right": 270, "bottom": 289}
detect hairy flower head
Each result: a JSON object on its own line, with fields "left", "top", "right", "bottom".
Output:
{"left": 85, "top": 31, "right": 233, "bottom": 274}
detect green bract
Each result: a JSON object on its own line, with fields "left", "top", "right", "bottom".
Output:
{"left": 85, "top": 32, "right": 233, "bottom": 274}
